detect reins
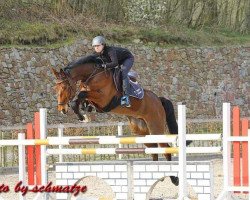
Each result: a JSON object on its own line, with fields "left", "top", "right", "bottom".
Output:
{"left": 82, "top": 65, "right": 113, "bottom": 87}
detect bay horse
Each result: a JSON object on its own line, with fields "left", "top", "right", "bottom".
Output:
{"left": 51, "top": 55, "right": 180, "bottom": 186}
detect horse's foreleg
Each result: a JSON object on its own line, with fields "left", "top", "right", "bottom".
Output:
{"left": 81, "top": 101, "right": 94, "bottom": 113}
{"left": 70, "top": 91, "right": 88, "bottom": 122}
{"left": 70, "top": 99, "right": 85, "bottom": 121}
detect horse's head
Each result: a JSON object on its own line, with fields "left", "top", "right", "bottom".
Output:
{"left": 51, "top": 68, "right": 76, "bottom": 114}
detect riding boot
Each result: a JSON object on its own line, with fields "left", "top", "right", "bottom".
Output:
{"left": 121, "top": 77, "right": 131, "bottom": 107}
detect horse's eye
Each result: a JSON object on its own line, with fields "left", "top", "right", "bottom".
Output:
{"left": 60, "top": 85, "right": 64, "bottom": 89}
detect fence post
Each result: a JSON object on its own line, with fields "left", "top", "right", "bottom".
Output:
{"left": 118, "top": 122, "right": 123, "bottom": 160}
{"left": 58, "top": 124, "right": 64, "bottom": 162}
{"left": 18, "top": 132, "right": 26, "bottom": 200}
{"left": 0, "top": 132, "right": 3, "bottom": 167}
{"left": 216, "top": 103, "right": 232, "bottom": 200}
{"left": 178, "top": 104, "right": 187, "bottom": 199}
{"left": 39, "top": 108, "right": 47, "bottom": 185}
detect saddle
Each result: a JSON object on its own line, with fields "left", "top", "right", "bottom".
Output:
{"left": 78, "top": 68, "right": 144, "bottom": 113}
{"left": 113, "top": 67, "right": 144, "bottom": 99}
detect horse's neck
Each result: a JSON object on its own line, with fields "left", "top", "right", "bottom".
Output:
{"left": 70, "top": 63, "right": 96, "bottom": 82}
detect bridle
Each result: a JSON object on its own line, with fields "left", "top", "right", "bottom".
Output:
{"left": 56, "top": 76, "right": 76, "bottom": 106}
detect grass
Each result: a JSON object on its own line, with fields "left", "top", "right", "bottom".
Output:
{"left": 0, "top": 11, "right": 250, "bottom": 49}
{"left": 0, "top": 19, "right": 75, "bottom": 46}
{"left": 1, "top": 0, "right": 250, "bottom": 48}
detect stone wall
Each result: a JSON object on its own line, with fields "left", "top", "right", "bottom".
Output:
{"left": 56, "top": 161, "right": 213, "bottom": 200}
{"left": 0, "top": 39, "right": 249, "bottom": 126}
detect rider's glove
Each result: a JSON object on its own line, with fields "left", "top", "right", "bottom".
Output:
{"left": 98, "top": 64, "right": 106, "bottom": 69}
{"left": 101, "top": 64, "right": 106, "bottom": 69}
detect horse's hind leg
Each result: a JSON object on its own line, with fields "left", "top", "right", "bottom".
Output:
{"left": 145, "top": 119, "right": 179, "bottom": 186}
{"left": 159, "top": 142, "right": 179, "bottom": 186}
{"left": 127, "top": 117, "right": 158, "bottom": 161}
{"left": 144, "top": 143, "right": 158, "bottom": 161}
{"left": 158, "top": 143, "right": 171, "bottom": 161}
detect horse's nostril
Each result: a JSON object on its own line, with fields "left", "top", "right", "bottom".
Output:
{"left": 61, "top": 109, "right": 66, "bottom": 115}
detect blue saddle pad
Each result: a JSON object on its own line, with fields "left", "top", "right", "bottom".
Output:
{"left": 128, "top": 79, "right": 144, "bottom": 99}
{"left": 112, "top": 68, "right": 144, "bottom": 99}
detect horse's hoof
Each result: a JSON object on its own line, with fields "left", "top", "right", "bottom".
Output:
{"left": 78, "top": 115, "right": 84, "bottom": 121}
{"left": 186, "top": 140, "right": 193, "bottom": 146}
{"left": 87, "top": 106, "right": 93, "bottom": 112}
{"left": 79, "top": 119, "right": 88, "bottom": 123}
{"left": 79, "top": 115, "right": 91, "bottom": 123}
{"left": 61, "top": 109, "right": 67, "bottom": 115}
{"left": 170, "top": 176, "right": 179, "bottom": 186}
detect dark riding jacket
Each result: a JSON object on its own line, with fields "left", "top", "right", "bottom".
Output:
{"left": 95, "top": 46, "right": 134, "bottom": 69}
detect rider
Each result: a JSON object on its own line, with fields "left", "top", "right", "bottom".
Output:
{"left": 92, "top": 35, "right": 134, "bottom": 108}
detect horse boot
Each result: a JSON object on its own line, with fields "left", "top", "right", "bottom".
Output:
{"left": 121, "top": 77, "right": 131, "bottom": 107}
{"left": 70, "top": 99, "right": 85, "bottom": 121}
{"left": 70, "top": 91, "right": 88, "bottom": 122}
{"left": 81, "top": 101, "right": 94, "bottom": 112}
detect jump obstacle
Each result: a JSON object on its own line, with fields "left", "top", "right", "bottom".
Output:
{"left": 0, "top": 103, "right": 249, "bottom": 200}
{"left": 56, "top": 160, "right": 213, "bottom": 200}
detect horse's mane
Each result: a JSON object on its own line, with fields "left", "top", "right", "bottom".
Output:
{"left": 64, "top": 54, "right": 103, "bottom": 71}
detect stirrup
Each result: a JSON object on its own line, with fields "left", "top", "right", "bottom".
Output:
{"left": 121, "top": 96, "right": 131, "bottom": 107}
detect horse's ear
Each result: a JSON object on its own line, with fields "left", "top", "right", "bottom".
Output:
{"left": 50, "top": 68, "right": 59, "bottom": 78}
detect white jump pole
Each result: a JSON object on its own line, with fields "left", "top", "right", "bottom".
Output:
{"left": 58, "top": 124, "right": 64, "bottom": 162}
{"left": 216, "top": 103, "right": 231, "bottom": 200}
{"left": 223, "top": 103, "right": 232, "bottom": 199}
{"left": 178, "top": 104, "right": 188, "bottom": 200}
{"left": 18, "top": 133, "right": 26, "bottom": 200}
{"left": 40, "top": 108, "right": 47, "bottom": 185}
{"left": 118, "top": 122, "right": 123, "bottom": 160}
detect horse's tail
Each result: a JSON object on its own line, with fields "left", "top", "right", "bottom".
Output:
{"left": 159, "top": 97, "right": 178, "bottom": 134}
